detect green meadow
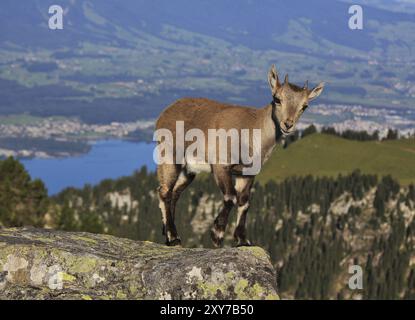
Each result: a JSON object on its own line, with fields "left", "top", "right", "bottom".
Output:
{"left": 258, "top": 134, "right": 415, "bottom": 186}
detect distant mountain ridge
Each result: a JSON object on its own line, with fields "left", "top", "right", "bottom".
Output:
{"left": 341, "top": 0, "right": 415, "bottom": 13}
{"left": 1, "top": 0, "right": 413, "bottom": 54}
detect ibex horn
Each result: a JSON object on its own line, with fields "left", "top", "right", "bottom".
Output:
{"left": 284, "top": 74, "right": 289, "bottom": 84}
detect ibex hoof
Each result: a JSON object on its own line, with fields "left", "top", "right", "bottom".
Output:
{"left": 235, "top": 239, "right": 253, "bottom": 247}
{"left": 210, "top": 229, "right": 224, "bottom": 248}
{"left": 166, "top": 238, "right": 182, "bottom": 247}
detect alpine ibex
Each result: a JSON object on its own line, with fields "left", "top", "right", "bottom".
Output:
{"left": 155, "top": 65, "right": 324, "bottom": 247}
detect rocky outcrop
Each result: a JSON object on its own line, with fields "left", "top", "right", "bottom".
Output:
{"left": 0, "top": 227, "right": 278, "bottom": 300}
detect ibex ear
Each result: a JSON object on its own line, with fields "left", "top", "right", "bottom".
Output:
{"left": 308, "top": 82, "right": 325, "bottom": 101}
{"left": 268, "top": 65, "right": 281, "bottom": 94}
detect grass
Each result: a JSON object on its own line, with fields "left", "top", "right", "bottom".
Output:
{"left": 0, "top": 114, "right": 70, "bottom": 125}
{"left": 257, "top": 134, "right": 415, "bottom": 186}
{"left": 0, "top": 114, "right": 44, "bottom": 125}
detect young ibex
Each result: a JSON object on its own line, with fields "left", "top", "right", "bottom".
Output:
{"left": 155, "top": 65, "right": 324, "bottom": 247}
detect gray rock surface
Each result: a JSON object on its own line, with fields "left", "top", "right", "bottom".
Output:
{"left": 0, "top": 227, "right": 279, "bottom": 300}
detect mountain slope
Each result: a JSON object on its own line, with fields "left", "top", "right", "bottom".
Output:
{"left": 1, "top": 157, "right": 415, "bottom": 299}
{"left": 258, "top": 134, "right": 415, "bottom": 185}
{"left": 1, "top": 0, "right": 415, "bottom": 123}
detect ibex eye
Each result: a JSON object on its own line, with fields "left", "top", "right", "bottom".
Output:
{"left": 302, "top": 104, "right": 308, "bottom": 111}
{"left": 273, "top": 97, "right": 281, "bottom": 105}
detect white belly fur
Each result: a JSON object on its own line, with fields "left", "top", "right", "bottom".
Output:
{"left": 186, "top": 163, "right": 211, "bottom": 174}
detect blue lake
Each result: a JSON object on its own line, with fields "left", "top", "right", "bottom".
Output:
{"left": 22, "top": 140, "right": 156, "bottom": 195}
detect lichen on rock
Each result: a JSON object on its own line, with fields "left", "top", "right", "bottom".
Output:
{"left": 0, "top": 227, "right": 278, "bottom": 300}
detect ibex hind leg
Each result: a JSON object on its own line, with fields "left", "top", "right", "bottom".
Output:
{"left": 234, "top": 176, "right": 255, "bottom": 247}
{"left": 210, "top": 165, "right": 237, "bottom": 248}
{"left": 171, "top": 170, "right": 195, "bottom": 220}
{"left": 157, "top": 164, "right": 182, "bottom": 246}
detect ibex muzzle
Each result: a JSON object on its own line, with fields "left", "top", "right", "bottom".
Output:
{"left": 154, "top": 65, "right": 325, "bottom": 247}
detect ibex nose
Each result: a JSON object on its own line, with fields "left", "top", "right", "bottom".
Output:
{"left": 284, "top": 120, "right": 293, "bottom": 129}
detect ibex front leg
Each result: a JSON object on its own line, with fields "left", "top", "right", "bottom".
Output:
{"left": 157, "top": 164, "right": 182, "bottom": 246}
{"left": 234, "top": 176, "right": 254, "bottom": 246}
{"left": 211, "top": 165, "right": 237, "bottom": 247}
